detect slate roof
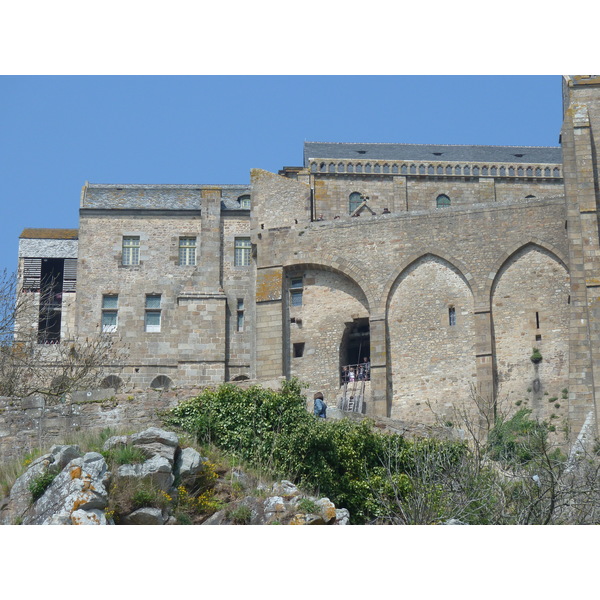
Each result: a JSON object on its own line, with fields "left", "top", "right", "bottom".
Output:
{"left": 304, "top": 142, "right": 562, "bottom": 166}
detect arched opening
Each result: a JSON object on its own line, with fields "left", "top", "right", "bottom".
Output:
{"left": 100, "top": 375, "right": 123, "bottom": 391}
{"left": 150, "top": 375, "right": 173, "bottom": 390}
{"left": 339, "top": 317, "right": 370, "bottom": 382}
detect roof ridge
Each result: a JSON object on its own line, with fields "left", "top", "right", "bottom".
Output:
{"left": 304, "top": 141, "right": 561, "bottom": 149}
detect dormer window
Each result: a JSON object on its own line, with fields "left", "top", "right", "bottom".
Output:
{"left": 238, "top": 195, "right": 251, "bottom": 209}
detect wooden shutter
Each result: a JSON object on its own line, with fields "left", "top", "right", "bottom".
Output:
{"left": 62, "top": 258, "right": 77, "bottom": 292}
{"left": 22, "top": 258, "right": 41, "bottom": 290}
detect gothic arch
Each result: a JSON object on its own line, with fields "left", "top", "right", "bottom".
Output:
{"left": 490, "top": 242, "right": 570, "bottom": 417}
{"left": 386, "top": 253, "right": 476, "bottom": 421}
{"left": 485, "top": 239, "right": 568, "bottom": 302}
{"left": 379, "top": 250, "right": 475, "bottom": 315}
{"left": 284, "top": 253, "right": 374, "bottom": 312}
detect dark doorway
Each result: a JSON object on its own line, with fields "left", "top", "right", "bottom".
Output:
{"left": 38, "top": 258, "right": 64, "bottom": 344}
{"left": 340, "top": 317, "right": 370, "bottom": 376}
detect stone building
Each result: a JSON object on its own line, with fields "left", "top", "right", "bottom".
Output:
{"left": 15, "top": 76, "right": 600, "bottom": 441}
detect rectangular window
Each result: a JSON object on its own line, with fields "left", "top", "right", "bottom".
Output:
{"left": 102, "top": 294, "right": 118, "bottom": 332}
{"left": 234, "top": 237, "right": 251, "bottom": 266}
{"left": 448, "top": 306, "right": 456, "bottom": 327}
{"left": 290, "top": 277, "right": 303, "bottom": 307}
{"left": 236, "top": 298, "right": 245, "bottom": 332}
{"left": 293, "top": 342, "right": 305, "bottom": 358}
{"left": 179, "top": 237, "right": 197, "bottom": 266}
{"left": 122, "top": 236, "right": 140, "bottom": 266}
{"left": 145, "top": 294, "right": 161, "bottom": 332}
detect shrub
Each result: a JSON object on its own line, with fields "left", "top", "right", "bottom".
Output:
{"left": 228, "top": 504, "right": 252, "bottom": 524}
{"left": 164, "top": 379, "right": 475, "bottom": 524}
{"left": 530, "top": 348, "right": 543, "bottom": 363}
{"left": 487, "top": 408, "right": 549, "bottom": 465}
{"left": 102, "top": 445, "right": 147, "bottom": 466}
{"left": 297, "top": 497, "right": 319, "bottom": 514}
{"left": 29, "top": 471, "right": 57, "bottom": 501}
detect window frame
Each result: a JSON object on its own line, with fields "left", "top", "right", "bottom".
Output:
{"left": 236, "top": 298, "right": 245, "bottom": 332}
{"left": 101, "top": 294, "right": 118, "bottom": 333}
{"left": 178, "top": 236, "right": 197, "bottom": 266}
{"left": 238, "top": 195, "right": 251, "bottom": 209}
{"left": 349, "top": 192, "right": 363, "bottom": 214}
{"left": 122, "top": 236, "right": 140, "bottom": 266}
{"left": 436, "top": 194, "right": 451, "bottom": 209}
{"left": 145, "top": 294, "right": 162, "bottom": 332}
{"left": 234, "top": 237, "right": 252, "bottom": 267}
{"left": 290, "top": 277, "right": 303, "bottom": 307}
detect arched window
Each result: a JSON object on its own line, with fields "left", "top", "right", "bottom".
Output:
{"left": 436, "top": 194, "right": 451, "bottom": 208}
{"left": 238, "top": 195, "right": 251, "bottom": 209}
{"left": 349, "top": 192, "right": 363, "bottom": 214}
{"left": 150, "top": 375, "right": 173, "bottom": 390}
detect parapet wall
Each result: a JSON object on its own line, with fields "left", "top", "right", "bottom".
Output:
{"left": 0, "top": 389, "right": 188, "bottom": 464}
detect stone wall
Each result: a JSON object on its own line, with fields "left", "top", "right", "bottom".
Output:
{"left": 312, "top": 173, "right": 564, "bottom": 217}
{"left": 0, "top": 389, "right": 186, "bottom": 464}
{"left": 75, "top": 197, "right": 252, "bottom": 388}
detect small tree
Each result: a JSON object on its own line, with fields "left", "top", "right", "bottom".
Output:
{"left": 0, "top": 269, "right": 126, "bottom": 399}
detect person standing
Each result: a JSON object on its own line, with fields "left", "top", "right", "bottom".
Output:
{"left": 313, "top": 392, "right": 327, "bottom": 418}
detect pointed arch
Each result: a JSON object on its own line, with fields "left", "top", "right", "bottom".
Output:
{"left": 284, "top": 253, "right": 374, "bottom": 313}
{"left": 485, "top": 240, "right": 569, "bottom": 303}
{"left": 378, "top": 251, "right": 474, "bottom": 315}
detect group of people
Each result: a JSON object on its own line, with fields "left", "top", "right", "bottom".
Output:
{"left": 341, "top": 357, "right": 370, "bottom": 384}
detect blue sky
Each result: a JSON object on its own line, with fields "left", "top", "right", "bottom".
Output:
{"left": 0, "top": 75, "right": 564, "bottom": 274}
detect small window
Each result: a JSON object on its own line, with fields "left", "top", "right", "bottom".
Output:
{"left": 290, "top": 277, "right": 303, "bottom": 307}
{"left": 234, "top": 237, "right": 251, "bottom": 266}
{"left": 238, "top": 195, "right": 251, "bottom": 209}
{"left": 145, "top": 294, "right": 161, "bottom": 332}
{"left": 448, "top": 306, "right": 456, "bottom": 326}
{"left": 236, "top": 298, "right": 245, "bottom": 332}
{"left": 102, "top": 294, "right": 118, "bottom": 332}
{"left": 293, "top": 342, "right": 305, "bottom": 358}
{"left": 122, "top": 236, "right": 140, "bottom": 265}
{"left": 436, "top": 194, "right": 451, "bottom": 209}
{"left": 179, "top": 237, "right": 196, "bottom": 266}
{"left": 349, "top": 192, "right": 362, "bottom": 214}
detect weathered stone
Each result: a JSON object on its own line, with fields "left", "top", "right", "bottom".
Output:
{"left": 70, "top": 509, "right": 108, "bottom": 525}
{"left": 122, "top": 507, "right": 165, "bottom": 525}
{"left": 263, "top": 496, "right": 285, "bottom": 515}
{"left": 102, "top": 435, "right": 128, "bottom": 451}
{"left": 23, "top": 452, "right": 110, "bottom": 525}
{"left": 129, "top": 427, "right": 179, "bottom": 465}
{"left": 334, "top": 508, "right": 350, "bottom": 525}
{"left": 271, "top": 480, "right": 300, "bottom": 499}
{"left": 117, "top": 455, "right": 174, "bottom": 491}
{"left": 315, "top": 497, "right": 337, "bottom": 524}
{"left": 176, "top": 447, "right": 206, "bottom": 482}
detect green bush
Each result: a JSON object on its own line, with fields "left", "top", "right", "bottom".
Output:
{"left": 164, "top": 379, "right": 477, "bottom": 524}
{"left": 487, "top": 408, "right": 549, "bottom": 465}
{"left": 29, "top": 471, "right": 57, "bottom": 501}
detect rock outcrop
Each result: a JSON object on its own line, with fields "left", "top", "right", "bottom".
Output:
{"left": 0, "top": 427, "right": 350, "bottom": 525}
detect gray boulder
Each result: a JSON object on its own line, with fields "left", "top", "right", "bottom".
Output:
{"left": 23, "top": 452, "right": 111, "bottom": 525}
{"left": 129, "top": 427, "right": 179, "bottom": 465}
{"left": 122, "top": 507, "right": 165, "bottom": 525}
{"left": 176, "top": 447, "right": 207, "bottom": 482}
{"left": 117, "top": 455, "right": 174, "bottom": 491}
{"left": 1, "top": 445, "right": 82, "bottom": 525}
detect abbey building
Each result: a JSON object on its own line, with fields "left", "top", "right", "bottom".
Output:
{"left": 16, "top": 76, "right": 600, "bottom": 442}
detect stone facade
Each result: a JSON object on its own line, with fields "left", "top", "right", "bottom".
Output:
{"left": 13, "top": 76, "right": 600, "bottom": 444}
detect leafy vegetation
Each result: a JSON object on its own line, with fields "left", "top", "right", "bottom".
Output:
{"left": 28, "top": 471, "right": 57, "bottom": 501}
{"left": 164, "top": 378, "right": 490, "bottom": 523}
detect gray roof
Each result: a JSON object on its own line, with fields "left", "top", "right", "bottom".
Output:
{"left": 82, "top": 184, "right": 251, "bottom": 211}
{"left": 304, "top": 142, "right": 562, "bottom": 165}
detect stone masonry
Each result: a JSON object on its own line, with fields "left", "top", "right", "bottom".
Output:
{"left": 12, "top": 76, "right": 600, "bottom": 446}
